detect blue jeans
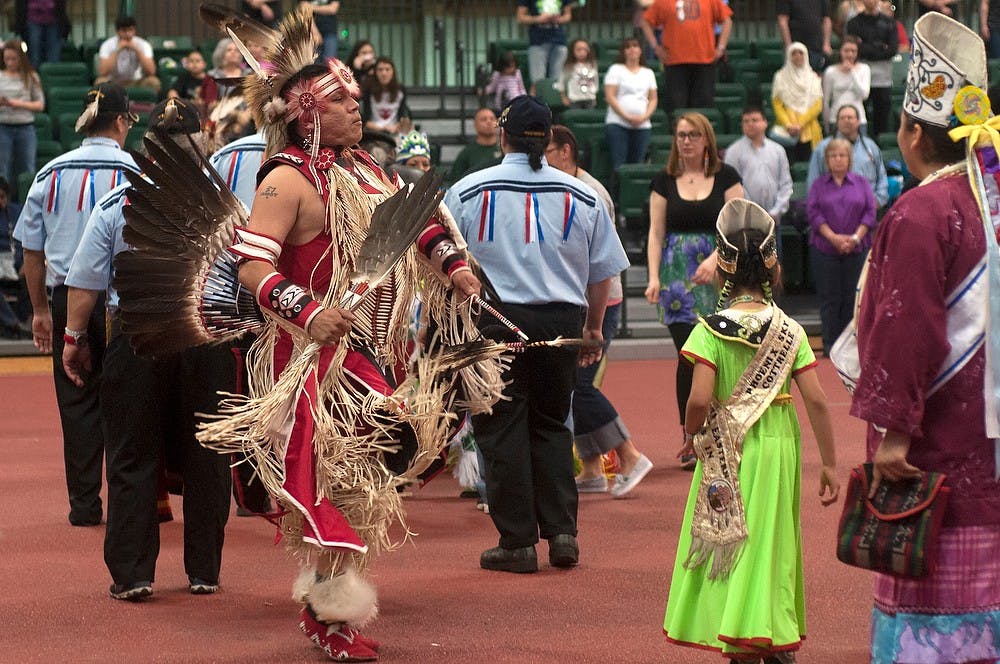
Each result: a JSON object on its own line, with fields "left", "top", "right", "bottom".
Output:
{"left": 25, "top": 22, "right": 63, "bottom": 70}
{"left": 527, "top": 43, "right": 568, "bottom": 84}
{"left": 810, "top": 247, "right": 867, "bottom": 354}
{"left": 320, "top": 33, "right": 339, "bottom": 60}
{"left": 988, "top": 30, "right": 1000, "bottom": 59}
{"left": 605, "top": 123, "right": 651, "bottom": 172}
{"left": 0, "top": 123, "right": 36, "bottom": 192}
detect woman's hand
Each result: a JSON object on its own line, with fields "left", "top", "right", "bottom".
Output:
{"left": 819, "top": 465, "right": 840, "bottom": 506}
{"left": 644, "top": 277, "right": 661, "bottom": 304}
{"left": 691, "top": 251, "right": 718, "bottom": 285}
{"left": 869, "top": 430, "right": 922, "bottom": 498}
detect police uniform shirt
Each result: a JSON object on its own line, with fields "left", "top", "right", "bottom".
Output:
{"left": 444, "top": 153, "right": 629, "bottom": 306}
{"left": 64, "top": 184, "right": 130, "bottom": 311}
{"left": 14, "top": 137, "right": 139, "bottom": 288}
{"left": 209, "top": 132, "right": 266, "bottom": 210}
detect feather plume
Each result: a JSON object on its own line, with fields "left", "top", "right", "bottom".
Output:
{"left": 75, "top": 98, "right": 99, "bottom": 133}
{"left": 113, "top": 127, "right": 262, "bottom": 356}
{"left": 339, "top": 169, "right": 445, "bottom": 310}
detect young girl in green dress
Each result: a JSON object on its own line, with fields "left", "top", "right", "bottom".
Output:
{"left": 662, "top": 199, "right": 840, "bottom": 663}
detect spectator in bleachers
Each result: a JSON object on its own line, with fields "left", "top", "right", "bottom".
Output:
{"left": 362, "top": 56, "right": 412, "bottom": 136}
{"left": 834, "top": 0, "right": 865, "bottom": 38}
{"left": 556, "top": 39, "right": 598, "bottom": 109}
{"left": 0, "top": 176, "right": 28, "bottom": 338}
{"left": 770, "top": 41, "right": 824, "bottom": 163}
{"left": 724, "top": 105, "right": 793, "bottom": 226}
{"left": 645, "top": 111, "right": 743, "bottom": 468}
{"left": 166, "top": 50, "right": 207, "bottom": 103}
{"left": 0, "top": 39, "right": 45, "bottom": 197}
{"left": 95, "top": 16, "right": 161, "bottom": 95}
{"left": 299, "top": 0, "right": 341, "bottom": 60}
{"left": 807, "top": 103, "right": 888, "bottom": 207}
{"left": 484, "top": 51, "right": 527, "bottom": 113}
{"left": 777, "top": 0, "right": 834, "bottom": 73}
{"left": 639, "top": 0, "right": 732, "bottom": 113}
{"left": 603, "top": 38, "right": 657, "bottom": 173}
{"left": 822, "top": 36, "right": 870, "bottom": 134}
{"left": 981, "top": 0, "right": 1000, "bottom": 59}
{"left": 201, "top": 38, "right": 249, "bottom": 111}
{"left": 918, "top": 0, "right": 956, "bottom": 16}
{"left": 806, "top": 137, "right": 875, "bottom": 355}
{"left": 516, "top": 0, "right": 573, "bottom": 92}
{"left": 14, "top": 0, "right": 70, "bottom": 70}
{"left": 347, "top": 39, "right": 376, "bottom": 94}
{"left": 241, "top": 0, "right": 282, "bottom": 28}
{"left": 847, "top": 0, "right": 897, "bottom": 140}
{"left": 449, "top": 107, "right": 502, "bottom": 183}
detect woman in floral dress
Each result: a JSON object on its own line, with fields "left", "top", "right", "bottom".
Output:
{"left": 645, "top": 112, "right": 743, "bottom": 468}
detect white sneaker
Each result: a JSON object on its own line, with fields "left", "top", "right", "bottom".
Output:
{"left": 610, "top": 455, "right": 653, "bottom": 498}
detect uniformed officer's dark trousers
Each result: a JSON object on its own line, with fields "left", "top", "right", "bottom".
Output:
{"left": 473, "top": 302, "right": 583, "bottom": 550}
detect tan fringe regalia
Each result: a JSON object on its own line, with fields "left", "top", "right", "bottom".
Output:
{"left": 684, "top": 199, "right": 802, "bottom": 580}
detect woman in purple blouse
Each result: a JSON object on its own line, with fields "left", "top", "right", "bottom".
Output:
{"left": 806, "top": 137, "right": 876, "bottom": 355}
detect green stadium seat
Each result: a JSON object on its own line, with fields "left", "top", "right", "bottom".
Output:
{"left": 587, "top": 136, "right": 614, "bottom": 190}
{"left": 875, "top": 131, "right": 897, "bottom": 149}
{"left": 488, "top": 39, "right": 529, "bottom": 67}
{"left": 18, "top": 171, "right": 35, "bottom": 203}
{"left": 61, "top": 135, "right": 83, "bottom": 152}
{"left": 534, "top": 77, "right": 566, "bottom": 115}
{"left": 59, "top": 41, "right": 82, "bottom": 62}
{"left": 562, "top": 108, "right": 606, "bottom": 126}
{"left": 715, "top": 133, "right": 740, "bottom": 149}
{"left": 752, "top": 39, "right": 784, "bottom": 58}
{"left": 616, "top": 163, "right": 662, "bottom": 237}
{"left": 758, "top": 49, "right": 785, "bottom": 80}
{"left": 790, "top": 161, "right": 809, "bottom": 182}
{"left": 778, "top": 224, "right": 807, "bottom": 292}
{"left": 672, "top": 107, "right": 723, "bottom": 132}
{"left": 723, "top": 106, "right": 744, "bottom": 136}
{"left": 36, "top": 139, "right": 63, "bottom": 164}
{"left": 34, "top": 113, "right": 53, "bottom": 141}
{"left": 148, "top": 36, "right": 194, "bottom": 50}
{"left": 714, "top": 81, "right": 747, "bottom": 107}
{"left": 46, "top": 85, "right": 90, "bottom": 120}
{"left": 792, "top": 180, "right": 809, "bottom": 200}
{"left": 725, "top": 40, "right": 751, "bottom": 61}
{"left": 57, "top": 111, "right": 82, "bottom": 145}
{"left": 593, "top": 37, "right": 627, "bottom": 59}
{"left": 39, "top": 61, "right": 89, "bottom": 79}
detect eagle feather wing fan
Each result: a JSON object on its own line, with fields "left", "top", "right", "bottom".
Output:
{"left": 113, "top": 127, "right": 263, "bottom": 356}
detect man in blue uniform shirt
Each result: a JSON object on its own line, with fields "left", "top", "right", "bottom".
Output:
{"left": 13, "top": 83, "right": 140, "bottom": 526}
{"left": 444, "top": 95, "right": 629, "bottom": 573}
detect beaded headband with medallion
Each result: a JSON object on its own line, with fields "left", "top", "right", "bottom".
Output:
{"left": 715, "top": 199, "right": 777, "bottom": 276}
{"left": 903, "top": 12, "right": 987, "bottom": 129}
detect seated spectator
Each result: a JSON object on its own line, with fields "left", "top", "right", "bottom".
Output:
{"left": 347, "top": 40, "right": 377, "bottom": 94}
{"left": 0, "top": 39, "right": 44, "bottom": 196}
{"left": 770, "top": 42, "right": 823, "bottom": 162}
{"left": 806, "top": 137, "right": 875, "bottom": 355}
{"left": 822, "top": 36, "right": 869, "bottom": 134}
{"left": 604, "top": 37, "right": 657, "bottom": 172}
{"left": 362, "top": 57, "right": 412, "bottom": 136}
{"left": 167, "top": 50, "right": 208, "bottom": 102}
{"left": 484, "top": 51, "right": 527, "bottom": 113}
{"left": 449, "top": 107, "right": 502, "bottom": 183}
{"left": 556, "top": 38, "right": 598, "bottom": 109}
{"left": 95, "top": 15, "right": 161, "bottom": 95}
{"left": 201, "top": 38, "right": 248, "bottom": 112}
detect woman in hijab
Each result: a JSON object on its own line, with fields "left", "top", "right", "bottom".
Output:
{"left": 770, "top": 42, "right": 824, "bottom": 163}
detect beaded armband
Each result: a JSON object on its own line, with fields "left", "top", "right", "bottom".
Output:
{"left": 255, "top": 272, "right": 324, "bottom": 332}
{"left": 229, "top": 228, "right": 283, "bottom": 266}
{"left": 417, "top": 221, "right": 468, "bottom": 277}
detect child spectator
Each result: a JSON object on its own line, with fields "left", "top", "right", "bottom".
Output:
{"left": 557, "top": 39, "right": 598, "bottom": 109}
{"left": 167, "top": 50, "right": 208, "bottom": 102}
{"left": 484, "top": 51, "right": 527, "bottom": 113}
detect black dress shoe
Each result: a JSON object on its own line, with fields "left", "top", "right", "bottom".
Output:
{"left": 548, "top": 534, "right": 579, "bottom": 568}
{"left": 480, "top": 545, "right": 537, "bottom": 573}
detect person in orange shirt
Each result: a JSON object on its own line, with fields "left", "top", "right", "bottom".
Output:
{"left": 639, "top": 0, "right": 733, "bottom": 112}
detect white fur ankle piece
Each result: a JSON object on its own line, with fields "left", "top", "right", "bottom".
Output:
{"left": 302, "top": 566, "right": 378, "bottom": 627}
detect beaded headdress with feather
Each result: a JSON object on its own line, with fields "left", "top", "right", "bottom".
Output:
{"left": 200, "top": 3, "right": 360, "bottom": 160}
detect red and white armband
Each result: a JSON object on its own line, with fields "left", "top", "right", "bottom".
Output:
{"left": 256, "top": 272, "right": 324, "bottom": 332}
{"left": 229, "top": 227, "right": 283, "bottom": 266}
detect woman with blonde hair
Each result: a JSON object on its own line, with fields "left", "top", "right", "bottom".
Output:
{"left": 0, "top": 39, "right": 44, "bottom": 196}
{"left": 771, "top": 42, "right": 824, "bottom": 163}
{"left": 645, "top": 111, "right": 744, "bottom": 468}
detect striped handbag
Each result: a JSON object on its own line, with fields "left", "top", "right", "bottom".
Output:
{"left": 836, "top": 463, "right": 951, "bottom": 578}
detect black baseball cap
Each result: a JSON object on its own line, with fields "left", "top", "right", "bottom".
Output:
{"left": 148, "top": 98, "right": 202, "bottom": 134}
{"left": 497, "top": 95, "right": 552, "bottom": 139}
{"left": 83, "top": 83, "right": 140, "bottom": 123}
